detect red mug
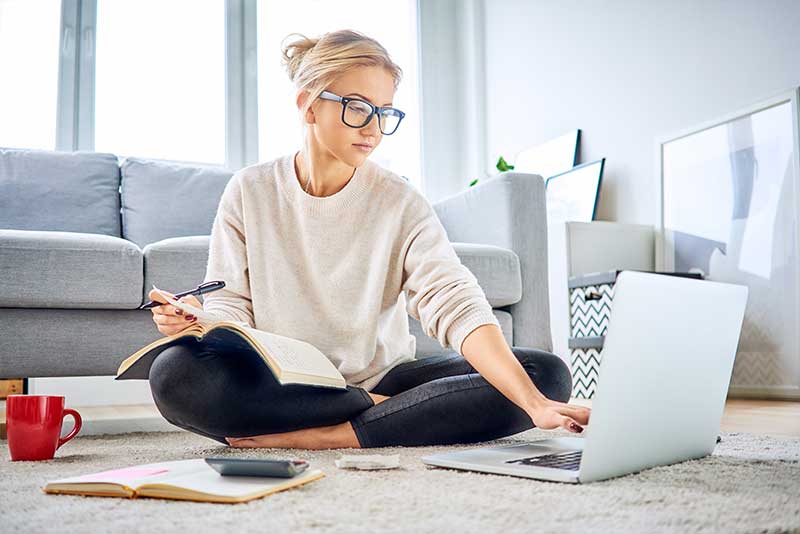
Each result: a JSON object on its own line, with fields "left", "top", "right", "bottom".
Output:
{"left": 6, "top": 395, "right": 82, "bottom": 461}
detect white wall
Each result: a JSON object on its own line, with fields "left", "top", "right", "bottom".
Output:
{"left": 482, "top": 0, "right": 800, "bottom": 224}
{"left": 29, "top": 375, "right": 155, "bottom": 407}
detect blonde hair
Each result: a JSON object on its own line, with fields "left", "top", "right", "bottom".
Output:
{"left": 280, "top": 29, "right": 403, "bottom": 125}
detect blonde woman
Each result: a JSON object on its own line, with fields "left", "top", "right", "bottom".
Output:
{"left": 147, "top": 29, "right": 591, "bottom": 449}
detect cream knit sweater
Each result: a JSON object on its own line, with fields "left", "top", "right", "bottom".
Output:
{"left": 201, "top": 153, "right": 500, "bottom": 391}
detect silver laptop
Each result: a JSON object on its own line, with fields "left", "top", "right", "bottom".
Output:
{"left": 422, "top": 271, "right": 748, "bottom": 483}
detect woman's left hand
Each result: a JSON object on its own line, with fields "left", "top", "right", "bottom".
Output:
{"left": 526, "top": 399, "right": 591, "bottom": 434}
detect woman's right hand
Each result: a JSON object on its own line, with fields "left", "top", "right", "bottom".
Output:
{"left": 526, "top": 398, "right": 591, "bottom": 434}
{"left": 148, "top": 289, "right": 204, "bottom": 336}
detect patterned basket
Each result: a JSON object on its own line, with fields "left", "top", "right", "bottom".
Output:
{"left": 569, "top": 272, "right": 617, "bottom": 338}
{"left": 569, "top": 336, "right": 604, "bottom": 399}
{"left": 567, "top": 270, "right": 703, "bottom": 399}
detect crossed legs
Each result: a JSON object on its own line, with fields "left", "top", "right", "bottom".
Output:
{"left": 148, "top": 340, "right": 572, "bottom": 449}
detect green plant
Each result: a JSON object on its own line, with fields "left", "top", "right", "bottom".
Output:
{"left": 468, "top": 155, "right": 515, "bottom": 187}
{"left": 496, "top": 156, "right": 515, "bottom": 172}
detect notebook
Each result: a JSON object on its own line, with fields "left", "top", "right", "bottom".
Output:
{"left": 115, "top": 286, "right": 347, "bottom": 389}
{"left": 43, "top": 458, "right": 325, "bottom": 504}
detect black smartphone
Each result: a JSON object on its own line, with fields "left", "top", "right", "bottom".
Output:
{"left": 205, "top": 457, "right": 309, "bottom": 478}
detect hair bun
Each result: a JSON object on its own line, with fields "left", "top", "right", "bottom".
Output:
{"left": 279, "top": 29, "right": 403, "bottom": 128}
{"left": 280, "top": 33, "right": 318, "bottom": 82}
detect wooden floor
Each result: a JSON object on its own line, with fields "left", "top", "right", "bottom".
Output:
{"left": 569, "top": 397, "right": 800, "bottom": 438}
{"left": 718, "top": 398, "right": 800, "bottom": 437}
{"left": 1, "top": 397, "right": 799, "bottom": 439}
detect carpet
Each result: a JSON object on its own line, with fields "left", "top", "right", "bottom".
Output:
{"left": 2, "top": 428, "right": 798, "bottom": 533}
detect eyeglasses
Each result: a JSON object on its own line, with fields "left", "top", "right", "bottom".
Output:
{"left": 318, "top": 90, "right": 405, "bottom": 135}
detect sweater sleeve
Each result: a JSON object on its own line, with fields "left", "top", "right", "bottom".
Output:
{"left": 400, "top": 207, "right": 501, "bottom": 355}
{"left": 200, "top": 172, "right": 256, "bottom": 328}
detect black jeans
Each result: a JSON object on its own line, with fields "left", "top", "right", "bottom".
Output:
{"left": 148, "top": 339, "right": 573, "bottom": 448}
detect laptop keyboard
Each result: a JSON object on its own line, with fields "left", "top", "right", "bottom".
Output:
{"left": 505, "top": 450, "right": 582, "bottom": 471}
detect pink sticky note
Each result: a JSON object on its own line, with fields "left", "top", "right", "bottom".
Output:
{"left": 85, "top": 467, "right": 170, "bottom": 480}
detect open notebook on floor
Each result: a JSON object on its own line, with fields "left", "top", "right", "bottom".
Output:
{"left": 43, "top": 458, "right": 325, "bottom": 504}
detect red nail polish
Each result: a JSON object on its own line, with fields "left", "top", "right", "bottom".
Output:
{"left": 571, "top": 423, "right": 583, "bottom": 432}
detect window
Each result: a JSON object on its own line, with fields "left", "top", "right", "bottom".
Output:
{"left": 94, "top": 0, "right": 226, "bottom": 164}
{"left": 0, "top": 0, "right": 61, "bottom": 150}
{"left": 256, "top": 0, "right": 422, "bottom": 187}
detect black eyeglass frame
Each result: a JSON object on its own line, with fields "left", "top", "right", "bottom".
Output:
{"left": 318, "top": 90, "right": 406, "bottom": 135}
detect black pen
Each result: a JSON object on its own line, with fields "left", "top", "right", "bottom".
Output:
{"left": 138, "top": 280, "right": 226, "bottom": 310}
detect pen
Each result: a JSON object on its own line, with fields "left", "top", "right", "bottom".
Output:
{"left": 138, "top": 280, "right": 226, "bottom": 310}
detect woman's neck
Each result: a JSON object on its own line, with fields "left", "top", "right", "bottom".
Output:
{"left": 294, "top": 144, "right": 356, "bottom": 198}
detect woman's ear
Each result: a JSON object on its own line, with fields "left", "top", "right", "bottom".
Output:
{"left": 296, "top": 89, "right": 316, "bottom": 125}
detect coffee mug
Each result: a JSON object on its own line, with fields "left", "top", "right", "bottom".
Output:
{"left": 6, "top": 395, "right": 82, "bottom": 461}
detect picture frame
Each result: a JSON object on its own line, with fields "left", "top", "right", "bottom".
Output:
{"left": 655, "top": 87, "right": 800, "bottom": 399}
{"left": 514, "top": 129, "right": 581, "bottom": 179}
{"left": 545, "top": 158, "right": 605, "bottom": 223}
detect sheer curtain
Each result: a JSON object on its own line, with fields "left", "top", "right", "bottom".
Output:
{"left": 0, "top": 0, "right": 61, "bottom": 150}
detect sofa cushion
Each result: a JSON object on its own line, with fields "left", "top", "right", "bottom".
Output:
{"left": 142, "top": 236, "right": 212, "bottom": 304}
{"left": 0, "top": 147, "right": 121, "bottom": 236}
{"left": 121, "top": 157, "right": 233, "bottom": 247}
{"left": 452, "top": 243, "right": 521, "bottom": 306}
{"left": 0, "top": 229, "right": 143, "bottom": 308}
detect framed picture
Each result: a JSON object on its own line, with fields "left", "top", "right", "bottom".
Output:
{"left": 514, "top": 129, "right": 581, "bottom": 179}
{"left": 545, "top": 158, "right": 605, "bottom": 223}
{"left": 656, "top": 87, "right": 800, "bottom": 399}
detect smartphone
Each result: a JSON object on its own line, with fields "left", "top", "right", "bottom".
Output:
{"left": 205, "top": 457, "right": 309, "bottom": 478}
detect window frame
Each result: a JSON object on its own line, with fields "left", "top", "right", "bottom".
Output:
{"left": 54, "top": 0, "right": 259, "bottom": 169}
{"left": 53, "top": 0, "right": 428, "bottom": 177}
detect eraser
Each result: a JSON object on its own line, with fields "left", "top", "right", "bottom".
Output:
{"left": 335, "top": 454, "right": 400, "bottom": 470}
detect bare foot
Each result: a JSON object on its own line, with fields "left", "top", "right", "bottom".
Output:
{"left": 368, "top": 392, "right": 391, "bottom": 405}
{"left": 224, "top": 395, "right": 391, "bottom": 449}
{"left": 226, "top": 421, "right": 360, "bottom": 449}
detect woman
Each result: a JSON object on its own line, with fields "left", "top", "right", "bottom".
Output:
{"left": 147, "top": 29, "right": 590, "bottom": 449}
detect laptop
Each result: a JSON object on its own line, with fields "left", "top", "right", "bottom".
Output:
{"left": 421, "top": 271, "right": 748, "bottom": 483}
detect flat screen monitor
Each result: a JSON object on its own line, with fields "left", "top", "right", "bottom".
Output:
{"left": 545, "top": 158, "right": 604, "bottom": 222}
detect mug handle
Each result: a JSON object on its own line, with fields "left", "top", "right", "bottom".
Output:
{"left": 57, "top": 408, "right": 83, "bottom": 449}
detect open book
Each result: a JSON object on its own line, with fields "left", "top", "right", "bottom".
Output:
{"left": 116, "top": 286, "right": 346, "bottom": 389}
{"left": 43, "top": 458, "right": 325, "bottom": 504}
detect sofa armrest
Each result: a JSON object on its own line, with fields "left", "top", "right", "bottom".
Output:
{"left": 432, "top": 172, "right": 551, "bottom": 351}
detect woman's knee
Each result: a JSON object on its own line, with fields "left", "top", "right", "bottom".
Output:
{"left": 148, "top": 344, "right": 198, "bottom": 409}
{"left": 513, "top": 347, "right": 573, "bottom": 403}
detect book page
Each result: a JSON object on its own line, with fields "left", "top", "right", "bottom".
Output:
{"left": 241, "top": 327, "right": 343, "bottom": 380}
{"left": 140, "top": 460, "right": 324, "bottom": 498}
{"left": 46, "top": 459, "right": 201, "bottom": 488}
{"left": 149, "top": 286, "right": 342, "bottom": 386}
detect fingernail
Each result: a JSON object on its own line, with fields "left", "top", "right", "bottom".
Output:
{"left": 571, "top": 423, "right": 583, "bottom": 433}
{"left": 175, "top": 309, "right": 183, "bottom": 315}
{"left": 186, "top": 315, "right": 195, "bottom": 321}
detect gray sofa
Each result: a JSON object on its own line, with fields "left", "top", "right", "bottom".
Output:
{"left": 0, "top": 146, "right": 551, "bottom": 379}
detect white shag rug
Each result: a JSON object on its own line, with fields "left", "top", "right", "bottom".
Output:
{"left": 2, "top": 428, "right": 799, "bottom": 534}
